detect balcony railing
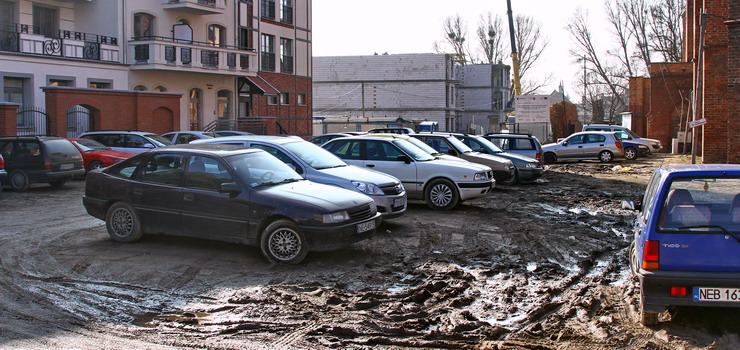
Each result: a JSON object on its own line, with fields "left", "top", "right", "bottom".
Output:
{"left": 163, "top": 0, "right": 226, "bottom": 14}
{"left": 0, "top": 23, "right": 120, "bottom": 63}
{"left": 130, "top": 36, "right": 255, "bottom": 74}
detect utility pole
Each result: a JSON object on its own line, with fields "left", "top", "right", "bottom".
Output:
{"left": 691, "top": 13, "right": 706, "bottom": 164}
{"left": 506, "top": 0, "right": 521, "bottom": 96}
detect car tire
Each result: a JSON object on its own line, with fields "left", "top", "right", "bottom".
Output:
{"left": 624, "top": 147, "right": 638, "bottom": 160}
{"left": 49, "top": 179, "right": 66, "bottom": 188}
{"left": 106, "top": 202, "right": 144, "bottom": 243}
{"left": 543, "top": 153, "right": 557, "bottom": 165}
{"left": 88, "top": 160, "right": 105, "bottom": 172}
{"left": 629, "top": 241, "right": 640, "bottom": 277}
{"left": 425, "top": 178, "right": 459, "bottom": 210}
{"left": 260, "top": 219, "right": 308, "bottom": 264}
{"left": 599, "top": 150, "right": 614, "bottom": 163}
{"left": 501, "top": 169, "right": 518, "bottom": 185}
{"left": 9, "top": 170, "right": 30, "bottom": 192}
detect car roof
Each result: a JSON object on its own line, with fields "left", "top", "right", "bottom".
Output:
{"left": 659, "top": 164, "right": 740, "bottom": 174}
{"left": 154, "top": 143, "right": 263, "bottom": 156}
{"left": 0, "top": 136, "right": 66, "bottom": 141}
{"left": 81, "top": 130, "right": 157, "bottom": 135}
{"left": 485, "top": 133, "right": 532, "bottom": 138}
{"left": 194, "top": 135, "right": 303, "bottom": 145}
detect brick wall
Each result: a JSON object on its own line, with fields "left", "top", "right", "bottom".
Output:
{"left": 252, "top": 73, "right": 312, "bottom": 137}
{"left": 646, "top": 63, "right": 694, "bottom": 152}
{"left": 727, "top": 2, "right": 740, "bottom": 163}
{"left": 701, "top": 0, "right": 730, "bottom": 163}
{"left": 549, "top": 101, "right": 580, "bottom": 141}
{"left": 0, "top": 103, "right": 21, "bottom": 136}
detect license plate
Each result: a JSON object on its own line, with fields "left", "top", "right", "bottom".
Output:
{"left": 356, "top": 220, "right": 375, "bottom": 234}
{"left": 693, "top": 287, "right": 740, "bottom": 302}
{"left": 393, "top": 197, "right": 406, "bottom": 207}
{"left": 60, "top": 163, "right": 73, "bottom": 170}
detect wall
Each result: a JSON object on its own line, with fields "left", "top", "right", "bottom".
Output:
{"left": 728, "top": 0, "right": 740, "bottom": 163}
{"left": 700, "top": 0, "right": 729, "bottom": 163}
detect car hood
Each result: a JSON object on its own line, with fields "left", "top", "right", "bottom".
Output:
{"left": 492, "top": 151, "right": 538, "bottom": 163}
{"left": 319, "top": 164, "right": 400, "bottom": 186}
{"left": 541, "top": 142, "right": 562, "bottom": 151}
{"left": 434, "top": 154, "right": 466, "bottom": 162}
{"left": 261, "top": 180, "right": 372, "bottom": 210}
{"left": 87, "top": 150, "right": 137, "bottom": 158}
{"left": 459, "top": 152, "right": 510, "bottom": 166}
{"left": 431, "top": 158, "right": 493, "bottom": 172}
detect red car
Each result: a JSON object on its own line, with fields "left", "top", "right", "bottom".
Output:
{"left": 68, "top": 138, "right": 136, "bottom": 172}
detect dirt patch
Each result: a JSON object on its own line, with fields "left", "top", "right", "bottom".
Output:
{"left": 1, "top": 154, "right": 738, "bottom": 349}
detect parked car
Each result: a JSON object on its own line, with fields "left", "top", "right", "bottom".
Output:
{"left": 0, "top": 154, "right": 6, "bottom": 191}
{"left": 541, "top": 131, "right": 624, "bottom": 164}
{"left": 582, "top": 124, "right": 663, "bottom": 154}
{"left": 366, "top": 133, "right": 465, "bottom": 162}
{"left": 213, "top": 131, "right": 254, "bottom": 137}
{"left": 79, "top": 131, "right": 174, "bottom": 154}
{"left": 309, "top": 133, "right": 353, "bottom": 145}
{"left": 0, "top": 136, "right": 84, "bottom": 191}
{"left": 162, "top": 131, "right": 216, "bottom": 144}
{"left": 68, "top": 138, "right": 136, "bottom": 172}
{"left": 192, "top": 135, "right": 407, "bottom": 220}
{"left": 82, "top": 144, "right": 381, "bottom": 264}
{"left": 622, "top": 164, "right": 740, "bottom": 325}
{"left": 410, "top": 132, "right": 516, "bottom": 184}
{"left": 367, "top": 127, "right": 415, "bottom": 134}
{"left": 483, "top": 133, "right": 543, "bottom": 163}
{"left": 322, "top": 135, "right": 495, "bottom": 210}
{"left": 622, "top": 140, "right": 651, "bottom": 160}
{"left": 453, "top": 133, "right": 543, "bottom": 184}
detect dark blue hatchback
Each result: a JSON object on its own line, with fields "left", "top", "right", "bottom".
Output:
{"left": 624, "top": 164, "right": 740, "bottom": 325}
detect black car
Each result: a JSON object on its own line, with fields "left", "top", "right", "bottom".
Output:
{"left": 82, "top": 144, "right": 381, "bottom": 264}
{"left": 0, "top": 136, "right": 85, "bottom": 191}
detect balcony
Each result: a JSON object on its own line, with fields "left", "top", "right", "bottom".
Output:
{"left": 0, "top": 24, "right": 120, "bottom": 63}
{"left": 129, "top": 37, "right": 256, "bottom": 76}
{"left": 163, "top": 0, "right": 226, "bottom": 14}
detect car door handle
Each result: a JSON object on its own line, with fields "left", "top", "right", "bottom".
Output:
{"left": 366, "top": 164, "right": 375, "bottom": 168}
{"left": 183, "top": 193, "right": 195, "bottom": 201}
{"left": 578, "top": 146, "right": 583, "bottom": 148}
{"left": 133, "top": 188, "right": 143, "bottom": 196}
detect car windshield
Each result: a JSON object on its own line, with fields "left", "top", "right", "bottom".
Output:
{"left": 73, "top": 139, "right": 110, "bottom": 151}
{"left": 282, "top": 140, "right": 347, "bottom": 170}
{"left": 471, "top": 136, "right": 505, "bottom": 153}
{"left": 405, "top": 137, "right": 442, "bottom": 155}
{"left": 144, "top": 134, "right": 175, "bottom": 146}
{"left": 447, "top": 136, "right": 474, "bottom": 153}
{"left": 659, "top": 177, "right": 740, "bottom": 232}
{"left": 623, "top": 128, "right": 640, "bottom": 138}
{"left": 393, "top": 139, "right": 434, "bottom": 161}
{"left": 225, "top": 151, "right": 304, "bottom": 188}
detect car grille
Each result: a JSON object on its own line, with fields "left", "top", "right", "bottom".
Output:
{"left": 348, "top": 203, "right": 376, "bottom": 221}
{"left": 380, "top": 183, "right": 403, "bottom": 195}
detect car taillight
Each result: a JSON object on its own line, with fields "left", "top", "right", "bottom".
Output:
{"left": 535, "top": 152, "right": 541, "bottom": 160}
{"left": 615, "top": 141, "right": 623, "bottom": 149}
{"left": 670, "top": 287, "right": 687, "bottom": 296}
{"left": 45, "top": 158, "right": 51, "bottom": 170}
{"left": 0, "top": 156, "right": 4, "bottom": 169}
{"left": 642, "top": 240, "right": 660, "bottom": 270}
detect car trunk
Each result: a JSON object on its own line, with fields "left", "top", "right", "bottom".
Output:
{"left": 657, "top": 232, "right": 740, "bottom": 272}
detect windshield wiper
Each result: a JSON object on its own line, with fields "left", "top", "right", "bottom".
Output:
{"left": 677, "top": 225, "right": 740, "bottom": 243}
{"left": 315, "top": 164, "right": 346, "bottom": 170}
{"left": 255, "top": 178, "right": 303, "bottom": 187}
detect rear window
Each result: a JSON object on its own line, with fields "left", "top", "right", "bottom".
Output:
{"left": 43, "top": 139, "right": 80, "bottom": 155}
{"left": 107, "top": 153, "right": 145, "bottom": 179}
{"left": 659, "top": 177, "right": 740, "bottom": 231}
{"left": 512, "top": 138, "right": 534, "bottom": 150}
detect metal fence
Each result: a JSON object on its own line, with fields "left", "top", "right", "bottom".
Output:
{"left": 16, "top": 106, "right": 48, "bottom": 136}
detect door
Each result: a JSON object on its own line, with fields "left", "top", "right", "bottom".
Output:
{"left": 360, "top": 140, "right": 420, "bottom": 197}
{"left": 559, "top": 134, "right": 586, "bottom": 159}
{"left": 582, "top": 134, "right": 607, "bottom": 158}
{"left": 181, "top": 155, "right": 250, "bottom": 240}
{"left": 131, "top": 153, "right": 184, "bottom": 235}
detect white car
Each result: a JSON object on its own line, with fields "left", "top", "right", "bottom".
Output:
{"left": 322, "top": 135, "right": 495, "bottom": 210}
{"left": 162, "top": 131, "right": 216, "bottom": 144}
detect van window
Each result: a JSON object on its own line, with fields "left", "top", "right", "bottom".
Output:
{"left": 44, "top": 139, "right": 80, "bottom": 155}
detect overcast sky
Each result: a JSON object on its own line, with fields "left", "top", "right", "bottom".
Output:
{"left": 312, "top": 0, "right": 611, "bottom": 99}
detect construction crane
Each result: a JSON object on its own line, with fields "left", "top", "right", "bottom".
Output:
{"left": 506, "top": 0, "right": 522, "bottom": 96}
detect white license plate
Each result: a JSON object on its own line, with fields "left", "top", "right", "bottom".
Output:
{"left": 356, "top": 220, "right": 375, "bottom": 234}
{"left": 693, "top": 287, "right": 740, "bottom": 302}
{"left": 60, "top": 163, "right": 73, "bottom": 170}
{"left": 393, "top": 197, "right": 406, "bottom": 207}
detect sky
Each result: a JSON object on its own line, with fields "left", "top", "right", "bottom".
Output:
{"left": 312, "top": 0, "right": 611, "bottom": 99}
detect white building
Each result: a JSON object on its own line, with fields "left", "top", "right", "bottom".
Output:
{"left": 457, "top": 63, "right": 512, "bottom": 133}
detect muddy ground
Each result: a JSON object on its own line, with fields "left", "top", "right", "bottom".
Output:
{"left": 0, "top": 154, "right": 738, "bottom": 349}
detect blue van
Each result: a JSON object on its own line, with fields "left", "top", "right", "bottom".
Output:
{"left": 623, "top": 164, "right": 740, "bottom": 325}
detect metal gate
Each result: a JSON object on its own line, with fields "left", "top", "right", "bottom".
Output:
{"left": 66, "top": 105, "right": 93, "bottom": 138}
{"left": 16, "top": 106, "right": 48, "bottom": 136}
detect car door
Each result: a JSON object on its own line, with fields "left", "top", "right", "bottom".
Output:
{"left": 181, "top": 155, "right": 250, "bottom": 241}
{"left": 582, "top": 134, "right": 607, "bottom": 158}
{"left": 361, "top": 140, "right": 420, "bottom": 197}
{"left": 559, "top": 134, "right": 586, "bottom": 159}
{"left": 131, "top": 152, "right": 184, "bottom": 235}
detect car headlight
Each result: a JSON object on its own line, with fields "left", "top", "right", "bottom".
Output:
{"left": 352, "top": 181, "right": 385, "bottom": 195}
{"left": 322, "top": 211, "right": 349, "bottom": 223}
{"left": 525, "top": 162, "right": 539, "bottom": 168}
{"left": 474, "top": 172, "right": 489, "bottom": 181}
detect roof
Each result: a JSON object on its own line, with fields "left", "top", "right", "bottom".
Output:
{"left": 244, "top": 75, "right": 279, "bottom": 95}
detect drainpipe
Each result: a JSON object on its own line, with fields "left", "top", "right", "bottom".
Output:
{"left": 691, "top": 13, "right": 706, "bottom": 164}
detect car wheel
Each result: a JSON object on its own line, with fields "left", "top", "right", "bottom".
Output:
{"left": 425, "top": 178, "right": 459, "bottom": 210}
{"left": 9, "top": 170, "right": 30, "bottom": 192}
{"left": 629, "top": 241, "right": 640, "bottom": 277}
{"left": 501, "top": 169, "right": 518, "bottom": 185}
{"left": 624, "top": 147, "right": 638, "bottom": 160}
{"left": 543, "top": 153, "right": 557, "bottom": 165}
{"left": 106, "top": 202, "right": 143, "bottom": 243}
{"left": 260, "top": 219, "right": 308, "bottom": 264}
{"left": 88, "top": 160, "right": 105, "bottom": 172}
{"left": 49, "top": 179, "right": 66, "bottom": 188}
{"left": 599, "top": 150, "right": 614, "bottom": 163}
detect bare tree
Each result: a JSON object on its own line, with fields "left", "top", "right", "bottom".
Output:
{"left": 514, "top": 15, "right": 548, "bottom": 83}
{"left": 617, "top": 0, "right": 652, "bottom": 71}
{"left": 476, "top": 12, "right": 506, "bottom": 64}
{"left": 649, "top": 0, "right": 684, "bottom": 62}
{"left": 604, "top": 1, "right": 635, "bottom": 78}
{"left": 433, "top": 15, "right": 473, "bottom": 64}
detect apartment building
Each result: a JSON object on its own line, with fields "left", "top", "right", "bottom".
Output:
{"left": 0, "top": 0, "right": 312, "bottom": 137}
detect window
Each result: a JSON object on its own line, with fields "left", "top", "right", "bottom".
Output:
{"left": 494, "top": 91, "right": 503, "bottom": 110}
{"left": 217, "top": 90, "right": 232, "bottom": 119}
{"left": 89, "top": 81, "right": 111, "bottom": 89}
{"left": 261, "top": 0, "right": 275, "bottom": 19}
{"left": 249, "top": 144, "right": 301, "bottom": 172}
{"left": 133, "top": 85, "right": 147, "bottom": 91}
{"left": 133, "top": 13, "right": 154, "bottom": 39}
{"left": 207, "top": 24, "right": 225, "bottom": 47}
{"left": 239, "top": 27, "right": 252, "bottom": 50}
{"left": 280, "top": 38, "right": 293, "bottom": 74}
{"left": 3, "top": 78, "right": 24, "bottom": 104}
{"left": 140, "top": 153, "right": 184, "bottom": 186}
{"left": 261, "top": 34, "right": 275, "bottom": 71}
{"left": 153, "top": 86, "right": 167, "bottom": 92}
{"left": 48, "top": 79, "right": 73, "bottom": 87}
{"left": 279, "top": 93, "right": 289, "bottom": 105}
{"left": 297, "top": 93, "right": 306, "bottom": 105}
{"left": 186, "top": 156, "right": 234, "bottom": 191}
{"left": 1, "top": 1, "right": 15, "bottom": 31}
{"left": 280, "top": 0, "right": 293, "bottom": 24}
{"left": 266, "top": 95, "right": 277, "bottom": 105}
{"left": 109, "top": 154, "right": 145, "bottom": 179}
{"left": 33, "top": 5, "right": 57, "bottom": 37}
{"left": 189, "top": 88, "right": 202, "bottom": 130}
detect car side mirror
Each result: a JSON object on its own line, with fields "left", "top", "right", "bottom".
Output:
{"left": 219, "top": 182, "right": 242, "bottom": 196}
{"left": 447, "top": 149, "right": 457, "bottom": 156}
{"left": 562, "top": 141, "right": 569, "bottom": 146}
{"left": 397, "top": 155, "right": 411, "bottom": 164}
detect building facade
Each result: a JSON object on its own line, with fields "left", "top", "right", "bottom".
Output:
{"left": 457, "top": 63, "right": 512, "bottom": 134}
{"left": 0, "top": 0, "right": 312, "bottom": 137}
